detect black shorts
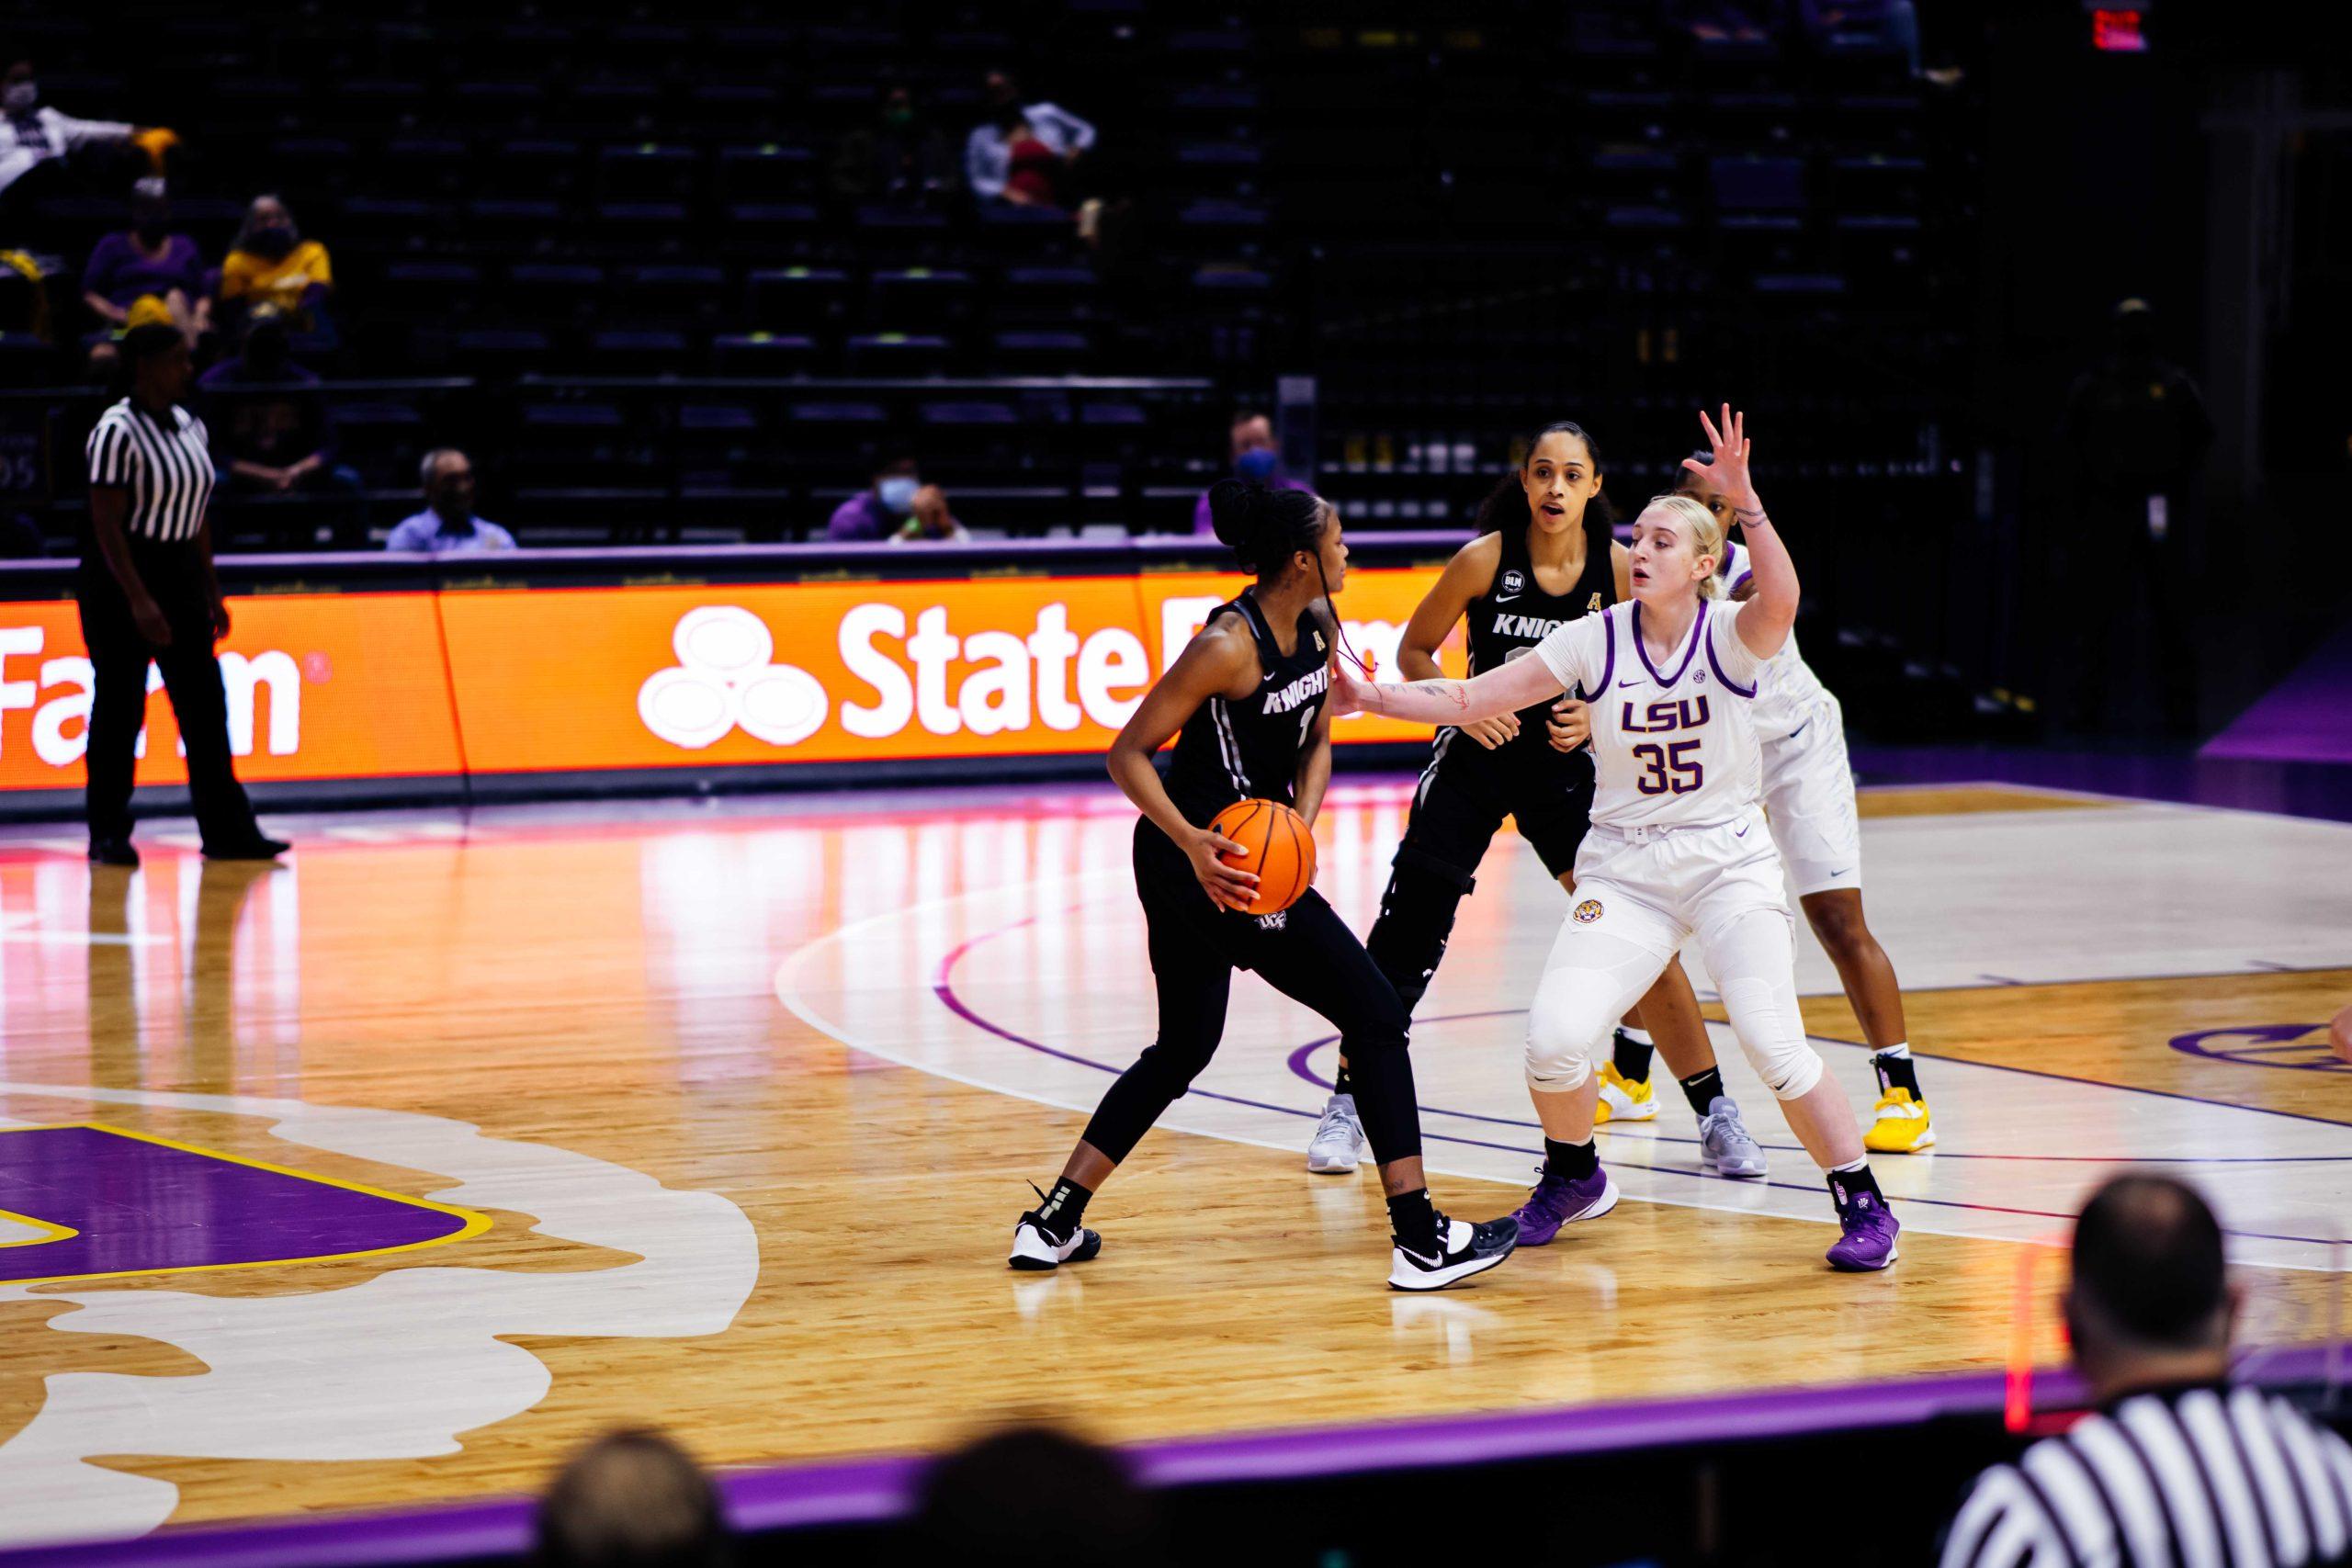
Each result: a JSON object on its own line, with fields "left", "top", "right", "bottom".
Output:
{"left": 1134, "top": 817, "right": 1358, "bottom": 973}
{"left": 1403, "top": 728, "right": 1596, "bottom": 882}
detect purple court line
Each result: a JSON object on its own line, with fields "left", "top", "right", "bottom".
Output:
{"left": 16, "top": 1344, "right": 2346, "bottom": 1568}
{"left": 930, "top": 912, "right": 2352, "bottom": 1249}
{"left": 1284, "top": 1021, "right": 2352, "bottom": 1165}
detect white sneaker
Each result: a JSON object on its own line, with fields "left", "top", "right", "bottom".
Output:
{"left": 1388, "top": 1213, "right": 1520, "bottom": 1291}
{"left": 1306, "top": 1092, "right": 1365, "bottom": 1173}
{"left": 1008, "top": 1213, "right": 1102, "bottom": 1271}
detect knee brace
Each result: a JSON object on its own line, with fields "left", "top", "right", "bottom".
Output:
{"left": 1364, "top": 846, "right": 1477, "bottom": 1014}
{"left": 1718, "top": 975, "right": 1825, "bottom": 1100}
{"left": 1523, "top": 967, "right": 1616, "bottom": 1093}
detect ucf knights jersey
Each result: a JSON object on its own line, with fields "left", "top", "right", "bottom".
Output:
{"left": 1460, "top": 513, "right": 1617, "bottom": 748}
{"left": 1161, "top": 592, "right": 1332, "bottom": 827}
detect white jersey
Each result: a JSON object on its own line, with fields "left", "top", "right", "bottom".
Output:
{"left": 1534, "top": 598, "right": 1767, "bottom": 829}
{"left": 1717, "top": 540, "right": 1829, "bottom": 741}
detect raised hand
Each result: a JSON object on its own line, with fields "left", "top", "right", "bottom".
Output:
{"left": 1683, "top": 403, "right": 1760, "bottom": 517}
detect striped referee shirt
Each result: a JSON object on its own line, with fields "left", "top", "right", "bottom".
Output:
{"left": 85, "top": 398, "right": 214, "bottom": 543}
{"left": 1941, "top": 1385, "right": 2352, "bottom": 1568}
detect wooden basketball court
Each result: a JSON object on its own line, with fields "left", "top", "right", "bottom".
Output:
{"left": 0, "top": 778, "right": 2344, "bottom": 1548}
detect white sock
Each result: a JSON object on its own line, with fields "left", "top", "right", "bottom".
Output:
{"left": 1619, "top": 1025, "right": 1653, "bottom": 1045}
{"left": 1871, "top": 1042, "right": 1910, "bottom": 1060}
{"left": 1828, "top": 1154, "right": 1869, "bottom": 1174}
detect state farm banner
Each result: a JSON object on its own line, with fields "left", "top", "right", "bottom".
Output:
{"left": 0, "top": 593, "right": 462, "bottom": 790}
{"left": 0, "top": 567, "right": 1462, "bottom": 793}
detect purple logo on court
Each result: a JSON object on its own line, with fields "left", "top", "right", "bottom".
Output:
{"left": 0, "top": 1123, "right": 482, "bottom": 1286}
{"left": 2168, "top": 1025, "right": 2347, "bottom": 1074}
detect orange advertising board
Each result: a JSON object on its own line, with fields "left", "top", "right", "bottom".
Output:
{"left": 0, "top": 567, "right": 1461, "bottom": 792}
{"left": 0, "top": 592, "right": 463, "bottom": 791}
{"left": 436, "top": 569, "right": 1462, "bottom": 773}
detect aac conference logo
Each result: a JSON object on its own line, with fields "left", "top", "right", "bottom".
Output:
{"left": 637, "top": 606, "right": 829, "bottom": 750}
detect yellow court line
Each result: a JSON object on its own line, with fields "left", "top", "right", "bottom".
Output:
{"left": 0, "top": 1205, "right": 78, "bottom": 1249}
{"left": 0, "top": 1121, "right": 492, "bottom": 1290}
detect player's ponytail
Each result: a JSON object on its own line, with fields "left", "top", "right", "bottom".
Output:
{"left": 1474, "top": 420, "right": 1618, "bottom": 534}
{"left": 1208, "top": 479, "right": 1329, "bottom": 580}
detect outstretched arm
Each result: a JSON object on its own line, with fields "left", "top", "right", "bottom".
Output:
{"left": 1329, "top": 649, "right": 1564, "bottom": 728}
{"left": 1685, "top": 405, "right": 1797, "bottom": 660}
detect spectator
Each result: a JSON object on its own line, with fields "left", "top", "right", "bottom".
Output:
{"left": 964, "top": 70, "right": 1094, "bottom": 203}
{"left": 386, "top": 449, "right": 515, "bottom": 553}
{"left": 537, "top": 1428, "right": 728, "bottom": 1568}
{"left": 1192, "top": 410, "right": 1307, "bottom": 536}
{"left": 199, "top": 305, "right": 363, "bottom": 530}
{"left": 1939, "top": 1174, "right": 2352, "bottom": 1568}
{"left": 827, "top": 457, "right": 963, "bottom": 543}
{"left": 831, "top": 85, "right": 956, "bottom": 205}
{"left": 218, "top": 194, "right": 333, "bottom": 334}
{"left": 0, "top": 58, "right": 173, "bottom": 218}
{"left": 911, "top": 1425, "right": 1164, "bottom": 1568}
{"left": 83, "top": 179, "right": 209, "bottom": 355}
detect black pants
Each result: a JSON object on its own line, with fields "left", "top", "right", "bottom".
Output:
{"left": 77, "top": 542, "right": 260, "bottom": 848}
{"left": 1080, "top": 819, "right": 1424, "bottom": 1168}
{"left": 1365, "top": 734, "right": 1594, "bottom": 1013}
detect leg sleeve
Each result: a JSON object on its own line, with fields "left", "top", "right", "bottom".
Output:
{"left": 1692, "top": 906, "right": 1824, "bottom": 1100}
{"left": 1523, "top": 889, "right": 1681, "bottom": 1093}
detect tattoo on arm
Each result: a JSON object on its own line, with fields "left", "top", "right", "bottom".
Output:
{"left": 1440, "top": 682, "right": 1468, "bottom": 713}
{"left": 1734, "top": 504, "right": 1768, "bottom": 525}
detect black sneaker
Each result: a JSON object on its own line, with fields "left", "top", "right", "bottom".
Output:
{"left": 1387, "top": 1212, "right": 1519, "bottom": 1291}
{"left": 87, "top": 837, "right": 139, "bottom": 868}
{"left": 1008, "top": 1208, "right": 1102, "bottom": 1271}
{"left": 203, "top": 835, "right": 289, "bottom": 862}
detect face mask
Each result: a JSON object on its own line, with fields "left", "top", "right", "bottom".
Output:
{"left": 877, "top": 476, "right": 920, "bottom": 513}
{"left": 2, "top": 82, "right": 36, "bottom": 114}
{"left": 246, "top": 226, "right": 297, "bottom": 260}
{"left": 1235, "top": 447, "right": 1279, "bottom": 481}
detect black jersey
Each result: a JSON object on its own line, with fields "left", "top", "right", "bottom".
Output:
{"left": 1463, "top": 514, "right": 1616, "bottom": 740}
{"left": 1160, "top": 592, "right": 1332, "bottom": 827}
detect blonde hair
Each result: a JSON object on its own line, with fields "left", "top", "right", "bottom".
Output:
{"left": 1639, "top": 493, "right": 1725, "bottom": 599}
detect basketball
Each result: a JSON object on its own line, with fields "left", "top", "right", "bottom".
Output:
{"left": 1210, "top": 797, "right": 1317, "bottom": 915}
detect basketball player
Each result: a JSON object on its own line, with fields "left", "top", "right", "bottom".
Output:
{"left": 1010, "top": 479, "right": 1521, "bottom": 1291}
{"left": 1661, "top": 454, "right": 1935, "bottom": 1153}
{"left": 1329, "top": 408, "right": 1901, "bottom": 1270}
{"left": 1306, "top": 421, "right": 1770, "bottom": 1200}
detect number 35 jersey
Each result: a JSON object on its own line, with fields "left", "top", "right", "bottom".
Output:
{"left": 1532, "top": 599, "right": 1768, "bottom": 830}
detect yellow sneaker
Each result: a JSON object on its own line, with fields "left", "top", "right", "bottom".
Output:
{"left": 1863, "top": 1088, "right": 1936, "bottom": 1153}
{"left": 1595, "top": 1062, "right": 1657, "bottom": 1127}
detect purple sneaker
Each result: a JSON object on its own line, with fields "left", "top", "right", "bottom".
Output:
{"left": 1826, "top": 1191, "right": 1900, "bottom": 1271}
{"left": 1507, "top": 1163, "right": 1618, "bottom": 1246}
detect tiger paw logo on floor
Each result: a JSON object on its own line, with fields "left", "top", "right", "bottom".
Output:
{"left": 1573, "top": 898, "right": 1603, "bottom": 923}
{"left": 638, "top": 606, "right": 829, "bottom": 750}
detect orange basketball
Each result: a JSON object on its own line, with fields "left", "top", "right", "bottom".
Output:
{"left": 1209, "top": 798, "right": 1317, "bottom": 916}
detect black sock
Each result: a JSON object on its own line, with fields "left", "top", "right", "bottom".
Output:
{"left": 1611, "top": 1030, "right": 1656, "bottom": 1083}
{"left": 1679, "top": 1066, "right": 1724, "bottom": 1118}
{"left": 1386, "top": 1188, "right": 1440, "bottom": 1252}
{"left": 1544, "top": 1137, "right": 1599, "bottom": 1181}
{"left": 1871, "top": 1050, "right": 1921, "bottom": 1098}
{"left": 1033, "top": 1176, "right": 1092, "bottom": 1240}
{"left": 1826, "top": 1159, "right": 1883, "bottom": 1212}
{"left": 1333, "top": 1061, "right": 1354, "bottom": 1097}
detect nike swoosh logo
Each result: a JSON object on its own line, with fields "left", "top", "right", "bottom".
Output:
{"left": 1398, "top": 1247, "right": 1442, "bottom": 1268}
{"left": 1493, "top": 593, "right": 1520, "bottom": 604}
{"left": 1617, "top": 679, "right": 1642, "bottom": 688}
{"left": 1735, "top": 825, "right": 1749, "bottom": 837}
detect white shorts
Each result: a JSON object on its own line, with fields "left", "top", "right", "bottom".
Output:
{"left": 1566, "top": 809, "right": 1792, "bottom": 962}
{"left": 1760, "top": 698, "right": 1862, "bottom": 897}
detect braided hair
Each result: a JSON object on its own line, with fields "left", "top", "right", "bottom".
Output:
{"left": 1205, "top": 479, "right": 1329, "bottom": 578}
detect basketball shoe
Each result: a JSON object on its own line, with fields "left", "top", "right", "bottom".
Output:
{"left": 1863, "top": 1088, "right": 1935, "bottom": 1153}
{"left": 1306, "top": 1092, "right": 1365, "bottom": 1173}
{"left": 1593, "top": 1062, "right": 1657, "bottom": 1127}
{"left": 1008, "top": 1208, "right": 1102, "bottom": 1271}
{"left": 1506, "top": 1162, "right": 1617, "bottom": 1245}
{"left": 1826, "top": 1190, "right": 1900, "bottom": 1271}
{"left": 1698, "top": 1097, "right": 1769, "bottom": 1178}
{"left": 1388, "top": 1212, "right": 1520, "bottom": 1291}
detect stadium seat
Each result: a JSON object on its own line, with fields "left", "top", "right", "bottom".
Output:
{"left": 845, "top": 333, "right": 952, "bottom": 376}
{"left": 711, "top": 333, "right": 819, "bottom": 375}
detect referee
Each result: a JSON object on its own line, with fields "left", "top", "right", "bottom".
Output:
{"left": 80, "top": 304, "right": 286, "bottom": 868}
{"left": 1940, "top": 1174, "right": 2352, "bottom": 1568}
